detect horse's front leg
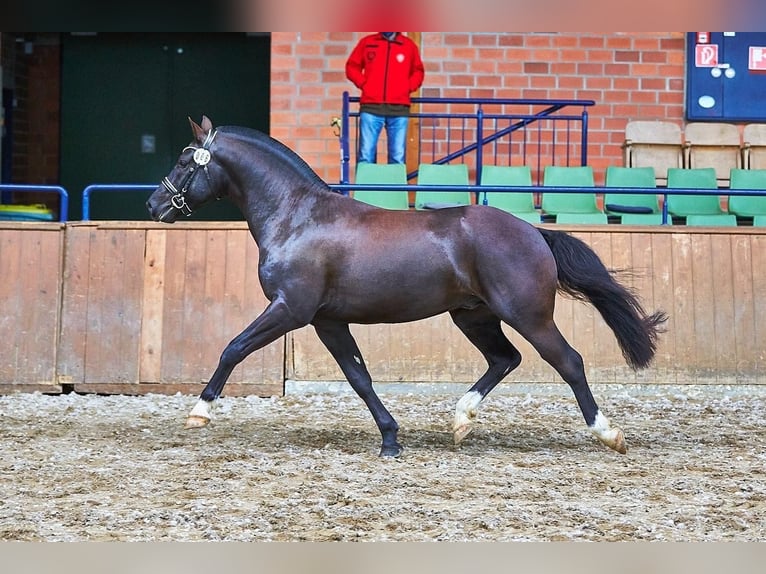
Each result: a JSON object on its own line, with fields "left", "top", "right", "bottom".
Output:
{"left": 186, "top": 298, "right": 304, "bottom": 429}
{"left": 312, "top": 319, "right": 402, "bottom": 457}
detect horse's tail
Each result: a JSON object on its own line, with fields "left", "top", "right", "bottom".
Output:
{"left": 538, "top": 227, "right": 668, "bottom": 370}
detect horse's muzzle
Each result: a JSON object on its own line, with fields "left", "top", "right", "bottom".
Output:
{"left": 146, "top": 194, "right": 178, "bottom": 223}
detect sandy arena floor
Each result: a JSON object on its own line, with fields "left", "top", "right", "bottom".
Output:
{"left": 1, "top": 383, "right": 764, "bottom": 541}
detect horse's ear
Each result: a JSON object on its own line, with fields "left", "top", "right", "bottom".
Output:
{"left": 188, "top": 116, "right": 206, "bottom": 143}
{"left": 189, "top": 116, "right": 214, "bottom": 142}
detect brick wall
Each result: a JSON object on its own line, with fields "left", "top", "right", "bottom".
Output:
{"left": 270, "top": 32, "right": 687, "bottom": 185}
{"left": 4, "top": 34, "right": 61, "bottom": 185}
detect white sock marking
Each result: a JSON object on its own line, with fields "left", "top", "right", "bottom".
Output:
{"left": 189, "top": 399, "right": 213, "bottom": 420}
{"left": 454, "top": 390, "right": 482, "bottom": 430}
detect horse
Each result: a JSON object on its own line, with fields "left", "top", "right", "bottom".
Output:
{"left": 147, "top": 116, "right": 667, "bottom": 457}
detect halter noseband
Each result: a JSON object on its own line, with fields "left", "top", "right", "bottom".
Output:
{"left": 161, "top": 129, "right": 218, "bottom": 217}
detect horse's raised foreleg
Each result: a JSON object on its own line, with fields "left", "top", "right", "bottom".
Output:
{"left": 449, "top": 307, "right": 522, "bottom": 445}
{"left": 186, "top": 298, "right": 305, "bottom": 429}
{"left": 312, "top": 319, "right": 402, "bottom": 457}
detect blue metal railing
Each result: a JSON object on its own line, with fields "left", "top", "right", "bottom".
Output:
{"left": 81, "top": 184, "right": 157, "bottom": 221}
{"left": 338, "top": 92, "right": 595, "bottom": 185}
{"left": 0, "top": 185, "right": 69, "bottom": 222}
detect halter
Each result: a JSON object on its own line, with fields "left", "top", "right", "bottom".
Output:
{"left": 160, "top": 129, "right": 218, "bottom": 217}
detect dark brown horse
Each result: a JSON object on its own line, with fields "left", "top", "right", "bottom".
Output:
{"left": 147, "top": 116, "right": 667, "bottom": 457}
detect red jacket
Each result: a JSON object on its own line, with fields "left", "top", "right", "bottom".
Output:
{"left": 345, "top": 33, "right": 425, "bottom": 107}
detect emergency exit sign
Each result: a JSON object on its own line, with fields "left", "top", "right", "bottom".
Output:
{"left": 750, "top": 46, "right": 766, "bottom": 71}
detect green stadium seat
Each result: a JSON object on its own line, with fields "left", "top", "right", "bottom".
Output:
{"left": 353, "top": 163, "right": 409, "bottom": 210}
{"left": 619, "top": 213, "right": 671, "bottom": 225}
{"left": 541, "top": 166, "right": 601, "bottom": 216}
{"left": 728, "top": 169, "right": 766, "bottom": 217}
{"left": 415, "top": 163, "right": 472, "bottom": 210}
{"left": 479, "top": 165, "right": 540, "bottom": 223}
{"left": 604, "top": 166, "right": 659, "bottom": 215}
{"left": 666, "top": 167, "right": 723, "bottom": 216}
{"left": 555, "top": 212, "right": 608, "bottom": 224}
{"left": 753, "top": 215, "right": 766, "bottom": 227}
{"left": 685, "top": 214, "right": 738, "bottom": 227}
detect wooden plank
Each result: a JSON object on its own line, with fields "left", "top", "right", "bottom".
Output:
{"left": 58, "top": 224, "right": 97, "bottom": 384}
{"left": 710, "top": 234, "right": 737, "bottom": 382}
{"left": 648, "top": 232, "right": 676, "bottom": 384}
{"left": 0, "top": 226, "right": 62, "bottom": 388}
{"left": 139, "top": 229, "right": 167, "bottom": 382}
{"left": 159, "top": 229, "right": 189, "bottom": 382}
{"left": 690, "top": 233, "right": 718, "bottom": 382}
{"left": 730, "top": 235, "right": 756, "bottom": 383}
{"left": 751, "top": 235, "right": 766, "bottom": 384}
{"left": 0, "top": 228, "right": 22, "bottom": 383}
{"left": 179, "top": 228, "right": 208, "bottom": 381}
{"left": 670, "top": 232, "right": 696, "bottom": 383}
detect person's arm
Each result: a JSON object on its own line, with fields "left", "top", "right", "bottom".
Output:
{"left": 408, "top": 43, "right": 425, "bottom": 93}
{"left": 345, "top": 41, "right": 367, "bottom": 90}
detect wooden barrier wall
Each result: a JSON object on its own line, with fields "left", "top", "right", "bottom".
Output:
{"left": 0, "top": 222, "right": 64, "bottom": 393}
{"left": 56, "top": 222, "right": 283, "bottom": 396}
{"left": 0, "top": 222, "right": 764, "bottom": 395}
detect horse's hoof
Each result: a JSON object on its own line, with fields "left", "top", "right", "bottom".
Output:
{"left": 453, "top": 424, "right": 473, "bottom": 445}
{"left": 379, "top": 444, "right": 403, "bottom": 458}
{"left": 184, "top": 415, "right": 210, "bottom": 429}
{"left": 611, "top": 429, "right": 628, "bottom": 454}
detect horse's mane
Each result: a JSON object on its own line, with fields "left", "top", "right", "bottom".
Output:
{"left": 219, "top": 126, "right": 331, "bottom": 190}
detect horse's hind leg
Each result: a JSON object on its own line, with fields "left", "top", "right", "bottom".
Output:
{"left": 519, "top": 319, "right": 627, "bottom": 454}
{"left": 450, "top": 306, "right": 522, "bottom": 445}
{"left": 312, "top": 319, "right": 402, "bottom": 457}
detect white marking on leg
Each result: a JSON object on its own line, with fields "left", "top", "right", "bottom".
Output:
{"left": 454, "top": 390, "right": 482, "bottom": 439}
{"left": 189, "top": 399, "right": 214, "bottom": 421}
{"left": 589, "top": 410, "right": 625, "bottom": 452}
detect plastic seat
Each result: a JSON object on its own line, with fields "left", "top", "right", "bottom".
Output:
{"left": 685, "top": 214, "right": 738, "bottom": 227}
{"left": 555, "top": 212, "right": 608, "bottom": 225}
{"left": 683, "top": 122, "right": 742, "bottom": 187}
{"left": 415, "top": 163, "right": 472, "bottom": 210}
{"left": 728, "top": 169, "right": 766, "bottom": 217}
{"left": 666, "top": 167, "right": 723, "bottom": 216}
{"left": 622, "top": 120, "right": 684, "bottom": 185}
{"left": 620, "top": 213, "right": 671, "bottom": 225}
{"left": 353, "top": 163, "right": 409, "bottom": 210}
{"left": 753, "top": 215, "right": 766, "bottom": 227}
{"left": 603, "top": 166, "right": 659, "bottom": 215}
{"left": 541, "top": 166, "right": 601, "bottom": 216}
{"left": 479, "top": 165, "right": 540, "bottom": 223}
{"left": 742, "top": 124, "right": 766, "bottom": 170}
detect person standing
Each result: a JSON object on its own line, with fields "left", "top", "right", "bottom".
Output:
{"left": 345, "top": 32, "right": 425, "bottom": 165}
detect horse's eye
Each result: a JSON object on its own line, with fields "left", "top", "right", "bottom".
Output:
{"left": 179, "top": 159, "right": 189, "bottom": 167}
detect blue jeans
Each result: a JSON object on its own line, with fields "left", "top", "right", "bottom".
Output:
{"left": 358, "top": 112, "right": 409, "bottom": 164}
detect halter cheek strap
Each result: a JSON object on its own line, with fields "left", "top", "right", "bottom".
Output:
{"left": 161, "top": 129, "right": 218, "bottom": 217}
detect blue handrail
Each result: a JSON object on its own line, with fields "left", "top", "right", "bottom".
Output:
{"left": 0, "top": 184, "right": 69, "bottom": 222}
{"left": 339, "top": 93, "right": 595, "bottom": 185}
{"left": 82, "top": 184, "right": 157, "bottom": 221}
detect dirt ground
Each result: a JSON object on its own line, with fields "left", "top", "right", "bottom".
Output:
{"left": 1, "top": 383, "right": 764, "bottom": 542}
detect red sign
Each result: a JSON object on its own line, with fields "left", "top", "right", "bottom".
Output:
{"left": 749, "top": 46, "right": 766, "bottom": 71}
{"left": 696, "top": 32, "right": 710, "bottom": 44}
{"left": 695, "top": 44, "right": 719, "bottom": 67}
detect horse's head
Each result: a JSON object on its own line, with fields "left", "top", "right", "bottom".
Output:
{"left": 147, "top": 116, "right": 223, "bottom": 223}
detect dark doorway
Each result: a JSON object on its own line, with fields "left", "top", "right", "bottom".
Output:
{"left": 61, "top": 33, "right": 270, "bottom": 220}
